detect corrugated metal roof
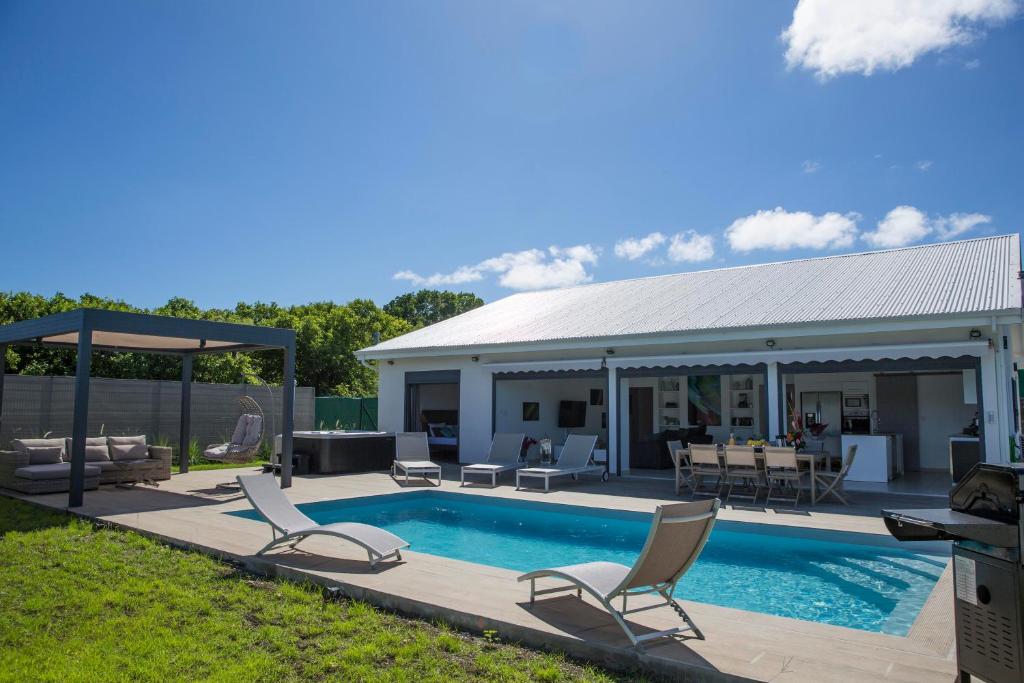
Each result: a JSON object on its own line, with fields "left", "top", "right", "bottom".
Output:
{"left": 364, "top": 235, "right": 1021, "bottom": 355}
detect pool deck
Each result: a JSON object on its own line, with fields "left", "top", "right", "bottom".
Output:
{"left": 5, "top": 467, "right": 957, "bottom": 682}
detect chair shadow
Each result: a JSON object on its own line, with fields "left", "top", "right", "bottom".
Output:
{"left": 516, "top": 595, "right": 717, "bottom": 667}
{"left": 256, "top": 546, "right": 406, "bottom": 575}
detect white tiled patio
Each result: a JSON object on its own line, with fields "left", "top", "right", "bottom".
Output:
{"left": 5, "top": 466, "right": 958, "bottom": 683}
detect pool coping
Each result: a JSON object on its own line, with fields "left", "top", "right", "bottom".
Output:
{"left": 3, "top": 469, "right": 958, "bottom": 683}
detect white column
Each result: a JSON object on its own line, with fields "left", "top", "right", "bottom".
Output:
{"left": 980, "top": 349, "right": 1003, "bottom": 463}
{"left": 766, "top": 362, "right": 781, "bottom": 441}
{"left": 606, "top": 369, "right": 618, "bottom": 475}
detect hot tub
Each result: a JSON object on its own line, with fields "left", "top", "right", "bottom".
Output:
{"left": 292, "top": 430, "right": 396, "bottom": 474}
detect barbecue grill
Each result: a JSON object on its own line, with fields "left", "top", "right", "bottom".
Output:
{"left": 883, "top": 463, "right": 1024, "bottom": 683}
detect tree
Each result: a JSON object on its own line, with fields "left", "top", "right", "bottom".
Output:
{"left": 0, "top": 291, "right": 415, "bottom": 396}
{"left": 383, "top": 290, "right": 484, "bottom": 328}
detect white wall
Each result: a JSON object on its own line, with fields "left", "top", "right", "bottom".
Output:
{"left": 917, "top": 373, "right": 978, "bottom": 470}
{"left": 494, "top": 378, "right": 607, "bottom": 458}
{"left": 377, "top": 358, "right": 494, "bottom": 463}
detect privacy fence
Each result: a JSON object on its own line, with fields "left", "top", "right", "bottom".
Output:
{"left": 0, "top": 374, "right": 314, "bottom": 451}
{"left": 314, "top": 396, "right": 378, "bottom": 431}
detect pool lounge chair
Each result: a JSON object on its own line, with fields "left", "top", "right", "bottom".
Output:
{"left": 237, "top": 473, "right": 409, "bottom": 568}
{"left": 460, "top": 432, "right": 526, "bottom": 487}
{"left": 515, "top": 434, "right": 606, "bottom": 492}
{"left": 519, "top": 498, "right": 720, "bottom": 649}
{"left": 392, "top": 432, "right": 442, "bottom": 486}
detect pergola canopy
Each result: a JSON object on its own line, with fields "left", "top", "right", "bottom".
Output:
{"left": 0, "top": 308, "right": 297, "bottom": 507}
{"left": 0, "top": 308, "right": 293, "bottom": 354}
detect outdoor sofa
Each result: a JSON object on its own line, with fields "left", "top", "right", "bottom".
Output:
{"left": 0, "top": 436, "right": 171, "bottom": 494}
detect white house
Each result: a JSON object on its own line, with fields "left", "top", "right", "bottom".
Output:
{"left": 358, "top": 234, "right": 1023, "bottom": 493}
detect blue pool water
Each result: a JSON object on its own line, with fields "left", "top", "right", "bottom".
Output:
{"left": 230, "top": 491, "right": 948, "bottom": 634}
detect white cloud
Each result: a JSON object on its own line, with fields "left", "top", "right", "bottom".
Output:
{"left": 802, "top": 160, "right": 822, "bottom": 174}
{"left": 862, "top": 206, "right": 992, "bottom": 247}
{"left": 667, "top": 231, "right": 715, "bottom": 262}
{"left": 916, "top": 160, "right": 934, "bottom": 171}
{"left": 394, "top": 243, "right": 601, "bottom": 291}
{"left": 614, "top": 232, "right": 667, "bottom": 260}
{"left": 935, "top": 212, "right": 992, "bottom": 240}
{"left": 782, "top": 0, "right": 1018, "bottom": 80}
{"left": 725, "top": 207, "right": 860, "bottom": 252}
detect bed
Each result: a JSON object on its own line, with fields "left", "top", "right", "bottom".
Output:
{"left": 421, "top": 410, "right": 459, "bottom": 451}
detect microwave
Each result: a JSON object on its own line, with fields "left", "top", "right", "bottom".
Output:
{"left": 844, "top": 396, "right": 867, "bottom": 409}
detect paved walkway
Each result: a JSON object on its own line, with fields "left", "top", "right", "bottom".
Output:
{"left": 6, "top": 467, "right": 956, "bottom": 683}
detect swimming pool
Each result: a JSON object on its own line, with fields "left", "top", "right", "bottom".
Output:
{"left": 230, "top": 491, "right": 948, "bottom": 635}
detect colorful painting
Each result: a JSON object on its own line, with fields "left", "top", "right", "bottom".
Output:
{"left": 687, "top": 375, "right": 722, "bottom": 426}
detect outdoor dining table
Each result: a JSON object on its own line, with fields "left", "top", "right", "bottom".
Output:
{"left": 673, "top": 446, "right": 831, "bottom": 505}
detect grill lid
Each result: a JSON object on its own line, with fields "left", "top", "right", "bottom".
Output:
{"left": 950, "top": 463, "right": 1024, "bottom": 526}
{"left": 882, "top": 508, "right": 1019, "bottom": 547}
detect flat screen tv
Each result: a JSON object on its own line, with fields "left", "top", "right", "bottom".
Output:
{"left": 557, "top": 400, "right": 587, "bottom": 428}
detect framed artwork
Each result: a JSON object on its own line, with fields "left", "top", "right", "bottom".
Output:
{"left": 687, "top": 375, "right": 722, "bottom": 426}
{"left": 522, "top": 402, "right": 540, "bottom": 421}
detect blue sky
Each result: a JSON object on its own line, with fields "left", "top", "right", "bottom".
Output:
{"left": 1, "top": 1, "right": 1021, "bottom": 308}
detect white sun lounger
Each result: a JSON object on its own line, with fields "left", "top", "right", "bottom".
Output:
{"left": 519, "top": 498, "right": 720, "bottom": 649}
{"left": 460, "top": 432, "right": 526, "bottom": 487}
{"left": 236, "top": 473, "right": 409, "bottom": 568}
{"left": 515, "top": 434, "right": 605, "bottom": 492}
{"left": 392, "top": 432, "right": 441, "bottom": 486}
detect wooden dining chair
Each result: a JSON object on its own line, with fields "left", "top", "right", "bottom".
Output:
{"left": 666, "top": 439, "right": 693, "bottom": 495}
{"left": 687, "top": 444, "right": 723, "bottom": 497}
{"left": 723, "top": 445, "right": 762, "bottom": 504}
{"left": 814, "top": 445, "right": 858, "bottom": 505}
{"left": 763, "top": 446, "right": 805, "bottom": 508}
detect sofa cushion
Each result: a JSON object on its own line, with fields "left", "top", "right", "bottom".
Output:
{"left": 110, "top": 443, "right": 148, "bottom": 461}
{"left": 12, "top": 438, "right": 67, "bottom": 459}
{"left": 108, "top": 435, "right": 147, "bottom": 447}
{"left": 242, "top": 415, "right": 263, "bottom": 447}
{"left": 26, "top": 446, "right": 64, "bottom": 465}
{"left": 85, "top": 444, "right": 111, "bottom": 462}
{"left": 14, "top": 463, "right": 101, "bottom": 481}
{"left": 204, "top": 444, "right": 229, "bottom": 459}
{"left": 230, "top": 415, "right": 250, "bottom": 445}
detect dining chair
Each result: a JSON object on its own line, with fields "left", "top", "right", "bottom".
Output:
{"left": 814, "top": 444, "right": 858, "bottom": 505}
{"left": 763, "top": 446, "right": 805, "bottom": 508}
{"left": 687, "top": 444, "right": 722, "bottom": 497}
{"left": 666, "top": 439, "right": 693, "bottom": 495}
{"left": 723, "top": 445, "right": 762, "bottom": 504}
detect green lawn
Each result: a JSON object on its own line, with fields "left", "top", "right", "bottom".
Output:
{"left": 0, "top": 497, "right": 634, "bottom": 683}
{"left": 172, "top": 459, "right": 265, "bottom": 473}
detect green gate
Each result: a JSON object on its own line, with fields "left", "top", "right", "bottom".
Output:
{"left": 314, "top": 397, "right": 378, "bottom": 431}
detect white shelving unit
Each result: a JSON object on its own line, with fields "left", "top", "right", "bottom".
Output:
{"left": 653, "top": 373, "right": 764, "bottom": 440}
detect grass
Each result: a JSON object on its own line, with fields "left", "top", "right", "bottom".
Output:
{"left": 172, "top": 460, "right": 265, "bottom": 473}
{"left": 0, "top": 497, "right": 636, "bottom": 683}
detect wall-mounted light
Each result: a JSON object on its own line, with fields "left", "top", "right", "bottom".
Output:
{"left": 606, "top": 348, "right": 615, "bottom": 355}
{"left": 969, "top": 329, "right": 982, "bottom": 339}
{"left": 765, "top": 339, "right": 776, "bottom": 349}
{"left": 471, "top": 356, "right": 479, "bottom": 362}
{"left": 387, "top": 360, "right": 395, "bottom": 365}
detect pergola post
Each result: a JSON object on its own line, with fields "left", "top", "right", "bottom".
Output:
{"left": 0, "top": 344, "right": 6, "bottom": 437}
{"left": 179, "top": 353, "right": 192, "bottom": 473}
{"left": 280, "top": 342, "right": 295, "bottom": 488}
{"left": 69, "top": 323, "right": 93, "bottom": 508}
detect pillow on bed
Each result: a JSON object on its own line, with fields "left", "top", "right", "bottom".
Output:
{"left": 439, "top": 426, "right": 458, "bottom": 438}
{"left": 427, "top": 422, "right": 446, "bottom": 437}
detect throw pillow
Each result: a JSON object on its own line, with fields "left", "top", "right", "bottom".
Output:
{"left": 110, "top": 442, "right": 148, "bottom": 461}
{"left": 26, "top": 446, "right": 63, "bottom": 465}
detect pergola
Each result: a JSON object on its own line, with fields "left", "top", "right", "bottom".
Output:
{"left": 0, "top": 308, "right": 297, "bottom": 507}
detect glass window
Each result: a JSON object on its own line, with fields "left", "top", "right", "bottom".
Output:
{"left": 687, "top": 375, "right": 722, "bottom": 426}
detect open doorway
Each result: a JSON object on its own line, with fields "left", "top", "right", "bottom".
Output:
{"left": 404, "top": 370, "right": 460, "bottom": 461}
